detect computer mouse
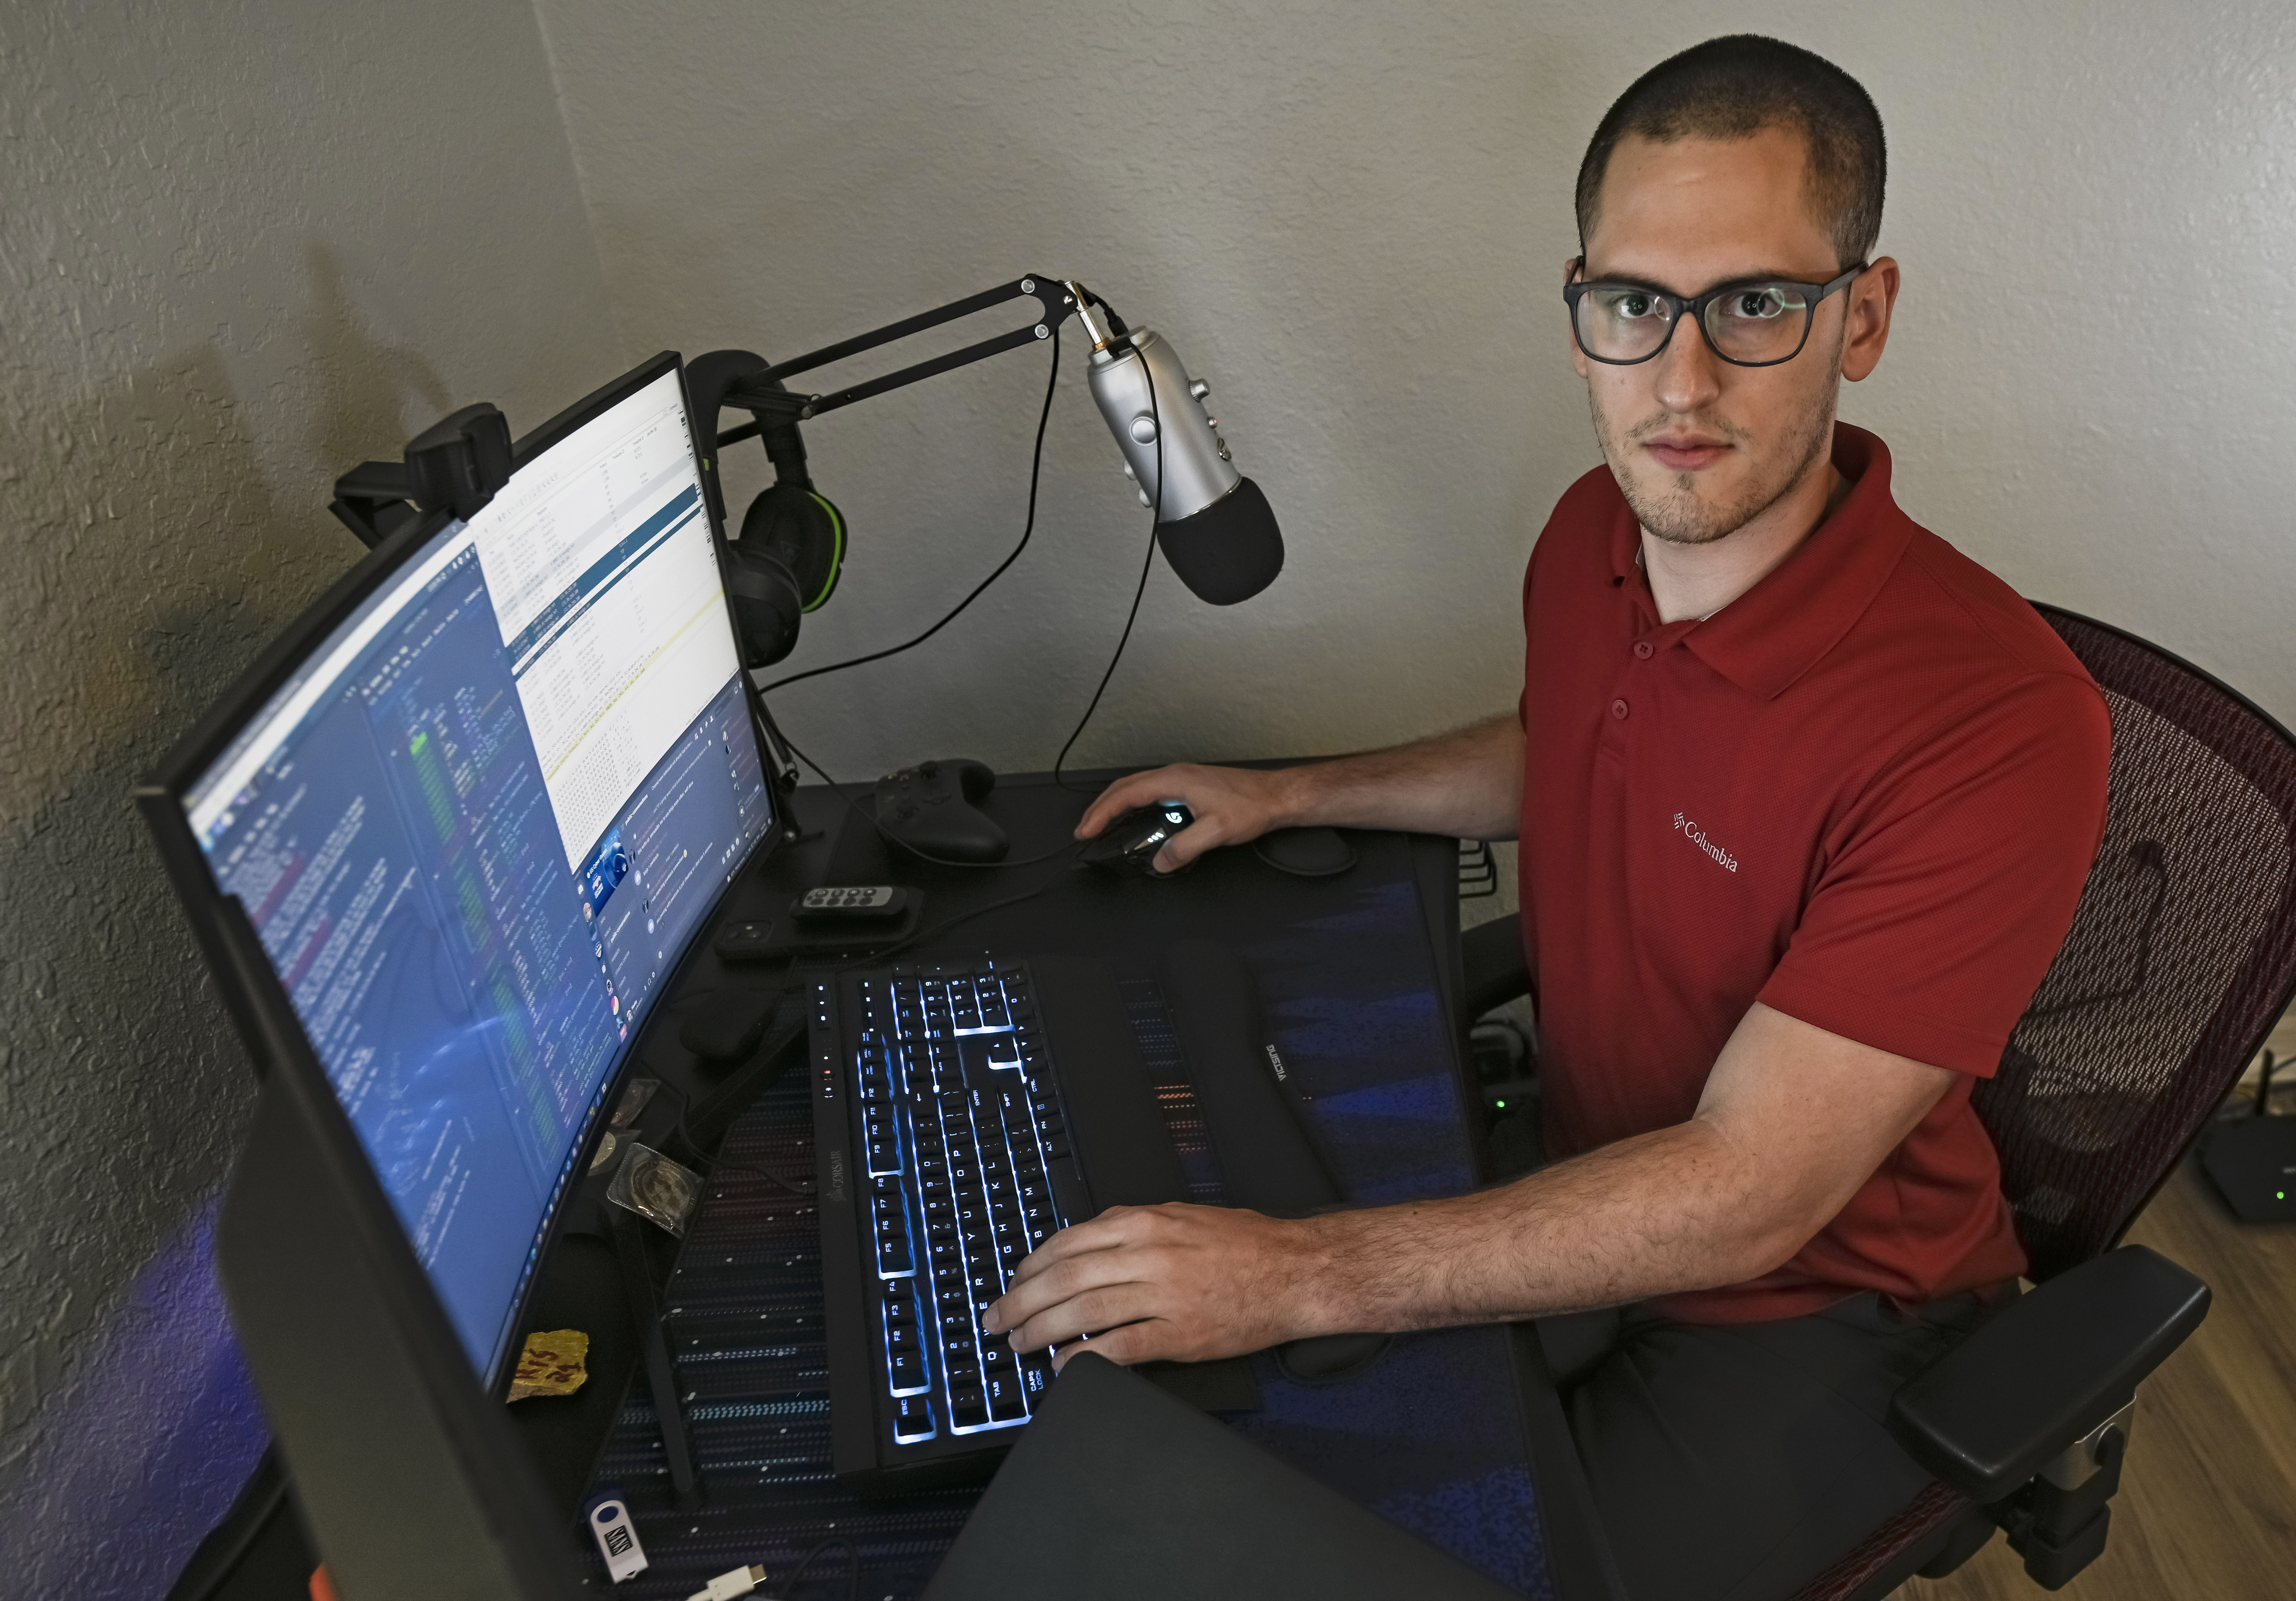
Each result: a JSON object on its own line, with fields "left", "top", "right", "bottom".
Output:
{"left": 1080, "top": 800, "right": 1195, "bottom": 877}
{"left": 1253, "top": 827, "right": 1357, "bottom": 877}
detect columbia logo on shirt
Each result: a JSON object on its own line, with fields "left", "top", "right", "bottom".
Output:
{"left": 1673, "top": 812, "right": 1738, "bottom": 874}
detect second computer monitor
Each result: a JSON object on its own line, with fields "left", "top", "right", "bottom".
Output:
{"left": 172, "top": 354, "right": 773, "bottom": 1384}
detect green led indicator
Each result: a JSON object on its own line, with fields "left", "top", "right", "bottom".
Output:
{"left": 2279, "top": 1191, "right": 2287, "bottom": 1201}
{"left": 1495, "top": 1098, "right": 1507, "bottom": 1109}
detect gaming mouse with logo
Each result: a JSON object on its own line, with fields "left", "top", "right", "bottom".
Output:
{"left": 1080, "top": 800, "right": 1195, "bottom": 877}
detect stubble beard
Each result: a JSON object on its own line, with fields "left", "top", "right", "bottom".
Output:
{"left": 1589, "top": 361, "right": 1844, "bottom": 548}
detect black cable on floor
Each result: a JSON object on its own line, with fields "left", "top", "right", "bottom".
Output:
{"left": 777, "top": 1534, "right": 859, "bottom": 1600}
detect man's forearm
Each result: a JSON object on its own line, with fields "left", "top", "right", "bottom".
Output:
{"left": 1274, "top": 713, "right": 1524, "bottom": 840}
{"left": 1295, "top": 1120, "right": 1801, "bottom": 1332}
{"left": 988, "top": 1005, "right": 1957, "bottom": 1367}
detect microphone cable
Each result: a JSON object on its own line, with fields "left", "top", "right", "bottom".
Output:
{"left": 760, "top": 321, "right": 1171, "bottom": 828}
{"left": 756, "top": 326, "right": 1062, "bottom": 700}
{"left": 1053, "top": 346, "right": 1163, "bottom": 792}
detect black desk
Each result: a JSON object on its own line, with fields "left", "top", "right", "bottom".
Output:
{"left": 505, "top": 771, "right": 1611, "bottom": 1599}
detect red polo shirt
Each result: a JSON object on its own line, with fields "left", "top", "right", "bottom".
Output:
{"left": 1518, "top": 424, "right": 2109, "bottom": 1324}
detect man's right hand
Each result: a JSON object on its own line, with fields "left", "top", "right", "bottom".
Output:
{"left": 1074, "top": 714, "right": 1524, "bottom": 873}
{"left": 1076, "top": 763, "right": 1294, "bottom": 875}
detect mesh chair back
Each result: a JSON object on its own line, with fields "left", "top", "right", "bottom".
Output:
{"left": 1976, "top": 606, "right": 2296, "bottom": 1281}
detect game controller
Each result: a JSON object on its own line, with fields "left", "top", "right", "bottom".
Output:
{"left": 874, "top": 758, "right": 1008, "bottom": 862}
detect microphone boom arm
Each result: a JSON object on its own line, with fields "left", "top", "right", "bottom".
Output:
{"left": 713, "top": 275, "right": 1107, "bottom": 439}
{"left": 694, "top": 271, "right": 1281, "bottom": 612}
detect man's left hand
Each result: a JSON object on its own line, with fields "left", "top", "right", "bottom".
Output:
{"left": 982, "top": 1203, "right": 1333, "bottom": 1370}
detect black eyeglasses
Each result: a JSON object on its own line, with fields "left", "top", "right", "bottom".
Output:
{"left": 1564, "top": 262, "right": 1866, "bottom": 367}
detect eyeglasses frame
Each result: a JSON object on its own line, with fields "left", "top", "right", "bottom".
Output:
{"left": 1563, "top": 261, "right": 1869, "bottom": 368}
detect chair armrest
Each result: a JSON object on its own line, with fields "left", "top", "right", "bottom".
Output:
{"left": 1886, "top": 1245, "right": 2209, "bottom": 1503}
{"left": 1462, "top": 911, "right": 1530, "bottom": 1020}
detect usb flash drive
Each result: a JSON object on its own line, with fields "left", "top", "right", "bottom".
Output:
{"left": 582, "top": 1488, "right": 648, "bottom": 1583}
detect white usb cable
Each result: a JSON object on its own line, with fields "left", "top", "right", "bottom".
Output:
{"left": 688, "top": 1564, "right": 767, "bottom": 1601}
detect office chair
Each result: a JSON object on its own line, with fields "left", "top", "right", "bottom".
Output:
{"left": 1460, "top": 604, "right": 2296, "bottom": 1598}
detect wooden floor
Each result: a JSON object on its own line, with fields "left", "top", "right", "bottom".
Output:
{"left": 1894, "top": 1156, "right": 2296, "bottom": 1599}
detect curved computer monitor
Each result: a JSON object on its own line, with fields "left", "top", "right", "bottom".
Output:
{"left": 143, "top": 351, "right": 776, "bottom": 1390}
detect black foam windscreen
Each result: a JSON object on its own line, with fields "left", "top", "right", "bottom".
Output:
{"left": 1154, "top": 476, "right": 1283, "bottom": 606}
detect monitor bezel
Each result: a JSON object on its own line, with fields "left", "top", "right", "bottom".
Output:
{"left": 135, "top": 348, "right": 783, "bottom": 1391}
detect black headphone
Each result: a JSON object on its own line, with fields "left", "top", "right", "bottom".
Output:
{"left": 685, "top": 350, "right": 848, "bottom": 669}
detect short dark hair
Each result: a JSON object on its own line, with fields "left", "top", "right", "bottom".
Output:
{"left": 1575, "top": 35, "right": 1886, "bottom": 271}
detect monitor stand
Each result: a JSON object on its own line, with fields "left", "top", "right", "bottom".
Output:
{"left": 611, "top": 1204, "right": 705, "bottom": 1509}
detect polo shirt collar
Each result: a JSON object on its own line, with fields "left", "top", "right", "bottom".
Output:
{"left": 1606, "top": 424, "right": 1916, "bottom": 701}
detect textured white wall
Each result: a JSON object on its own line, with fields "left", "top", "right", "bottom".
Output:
{"left": 533, "top": 0, "right": 2296, "bottom": 786}
{"left": 0, "top": 4, "right": 616, "bottom": 1591}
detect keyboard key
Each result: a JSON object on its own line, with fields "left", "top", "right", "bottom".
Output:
{"left": 892, "top": 1394, "right": 936, "bottom": 1441}
{"left": 986, "top": 1369, "right": 1027, "bottom": 1421}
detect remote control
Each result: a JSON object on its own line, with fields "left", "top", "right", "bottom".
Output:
{"left": 793, "top": 885, "right": 909, "bottom": 919}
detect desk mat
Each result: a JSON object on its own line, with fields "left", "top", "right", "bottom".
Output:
{"left": 583, "top": 844, "right": 1554, "bottom": 1598}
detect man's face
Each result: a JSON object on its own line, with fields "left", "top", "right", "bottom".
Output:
{"left": 1571, "top": 125, "right": 1891, "bottom": 546}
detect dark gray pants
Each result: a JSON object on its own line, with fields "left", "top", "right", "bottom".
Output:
{"left": 1538, "top": 1291, "right": 1999, "bottom": 1601}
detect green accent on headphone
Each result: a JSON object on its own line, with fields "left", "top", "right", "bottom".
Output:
{"left": 801, "top": 492, "right": 845, "bottom": 611}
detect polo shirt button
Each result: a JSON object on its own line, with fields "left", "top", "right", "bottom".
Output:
{"left": 1633, "top": 641, "right": 1654, "bottom": 660}
{"left": 1611, "top": 698, "right": 1630, "bottom": 721}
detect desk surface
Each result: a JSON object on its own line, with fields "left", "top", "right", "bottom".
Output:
{"left": 514, "top": 771, "right": 1576, "bottom": 1598}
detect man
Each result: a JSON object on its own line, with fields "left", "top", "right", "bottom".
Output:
{"left": 985, "top": 34, "right": 2110, "bottom": 1600}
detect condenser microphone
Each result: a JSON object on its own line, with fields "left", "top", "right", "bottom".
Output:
{"left": 1073, "top": 292, "right": 1284, "bottom": 605}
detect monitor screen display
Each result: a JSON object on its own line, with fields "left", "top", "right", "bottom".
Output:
{"left": 180, "top": 362, "right": 773, "bottom": 1381}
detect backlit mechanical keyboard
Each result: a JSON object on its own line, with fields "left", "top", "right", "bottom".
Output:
{"left": 833, "top": 960, "right": 1075, "bottom": 1449}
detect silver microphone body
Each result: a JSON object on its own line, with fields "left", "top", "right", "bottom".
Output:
{"left": 1084, "top": 327, "right": 1237, "bottom": 520}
